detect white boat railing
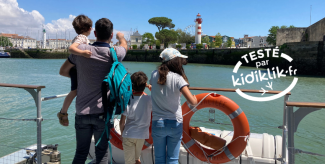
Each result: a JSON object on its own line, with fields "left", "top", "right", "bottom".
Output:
{"left": 285, "top": 101, "right": 325, "bottom": 163}
{"left": 0, "top": 83, "right": 324, "bottom": 164}
{"left": 0, "top": 83, "right": 45, "bottom": 164}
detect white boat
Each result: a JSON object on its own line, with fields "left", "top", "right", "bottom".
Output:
{"left": 1, "top": 83, "right": 324, "bottom": 164}
{"left": 87, "top": 119, "right": 285, "bottom": 164}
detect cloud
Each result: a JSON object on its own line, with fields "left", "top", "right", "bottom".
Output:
{"left": 45, "top": 15, "right": 76, "bottom": 34}
{"left": 0, "top": 0, "right": 44, "bottom": 34}
{"left": 0, "top": 0, "right": 134, "bottom": 42}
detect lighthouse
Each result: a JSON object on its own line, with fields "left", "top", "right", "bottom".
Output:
{"left": 195, "top": 13, "right": 203, "bottom": 44}
{"left": 42, "top": 25, "right": 46, "bottom": 49}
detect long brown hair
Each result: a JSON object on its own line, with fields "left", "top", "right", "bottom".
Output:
{"left": 158, "top": 57, "right": 189, "bottom": 85}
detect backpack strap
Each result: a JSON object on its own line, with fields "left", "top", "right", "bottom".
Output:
{"left": 110, "top": 47, "right": 118, "bottom": 62}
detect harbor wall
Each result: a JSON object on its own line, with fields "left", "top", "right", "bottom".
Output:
{"left": 7, "top": 42, "right": 325, "bottom": 76}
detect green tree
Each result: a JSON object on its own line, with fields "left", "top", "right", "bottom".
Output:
{"left": 175, "top": 28, "right": 195, "bottom": 44}
{"left": 226, "top": 37, "right": 232, "bottom": 47}
{"left": 132, "top": 45, "right": 138, "bottom": 49}
{"left": 202, "top": 35, "right": 210, "bottom": 44}
{"left": 209, "top": 41, "right": 215, "bottom": 48}
{"left": 148, "top": 17, "right": 175, "bottom": 31}
{"left": 156, "top": 40, "right": 161, "bottom": 46}
{"left": 155, "top": 29, "right": 178, "bottom": 44}
{"left": 280, "top": 25, "right": 288, "bottom": 29}
{"left": 266, "top": 26, "right": 279, "bottom": 46}
{"left": 214, "top": 33, "right": 222, "bottom": 48}
{"left": 196, "top": 44, "right": 203, "bottom": 49}
{"left": 0, "top": 36, "right": 13, "bottom": 47}
{"left": 142, "top": 32, "right": 155, "bottom": 45}
{"left": 289, "top": 25, "right": 295, "bottom": 28}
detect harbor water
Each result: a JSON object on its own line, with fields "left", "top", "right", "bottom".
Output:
{"left": 0, "top": 59, "right": 324, "bottom": 163}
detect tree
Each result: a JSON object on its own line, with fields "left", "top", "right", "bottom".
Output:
{"left": 214, "top": 33, "right": 222, "bottom": 48}
{"left": 156, "top": 40, "right": 161, "bottom": 46}
{"left": 209, "top": 41, "right": 215, "bottom": 48}
{"left": 202, "top": 35, "right": 210, "bottom": 44}
{"left": 267, "top": 25, "right": 296, "bottom": 45}
{"left": 266, "top": 26, "right": 279, "bottom": 45}
{"left": 155, "top": 29, "right": 178, "bottom": 44}
{"left": 175, "top": 29, "right": 195, "bottom": 44}
{"left": 196, "top": 44, "right": 203, "bottom": 49}
{"left": 148, "top": 17, "right": 175, "bottom": 31}
{"left": 142, "top": 32, "right": 155, "bottom": 45}
{"left": 0, "top": 36, "right": 13, "bottom": 47}
{"left": 226, "top": 37, "right": 232, "bottom": 47}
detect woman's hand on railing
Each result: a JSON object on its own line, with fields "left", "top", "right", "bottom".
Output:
{"left": 181, "top": 86, "right": 198, "bottom": 106}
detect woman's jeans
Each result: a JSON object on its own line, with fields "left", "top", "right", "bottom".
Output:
{"left": 152, "top": 119, "right": 183, "bottom": 164}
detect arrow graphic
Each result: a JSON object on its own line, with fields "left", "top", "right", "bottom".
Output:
{"left": 259, "top": 88, "right": 268, "bottom": 95}
{"left": 266, "top": 82, "right": 273, "bottom": 90}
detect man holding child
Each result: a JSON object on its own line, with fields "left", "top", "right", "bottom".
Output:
{"left": 59, "top": 17, "right": 127, "bottom": 164}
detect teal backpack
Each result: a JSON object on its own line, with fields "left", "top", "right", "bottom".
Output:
{"left": 96, "top": 47, "right": 132, "bottom": 163}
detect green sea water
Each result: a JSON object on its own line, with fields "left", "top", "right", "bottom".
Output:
{"left": 0, "top": 58, "right": 324, "bottom": 163}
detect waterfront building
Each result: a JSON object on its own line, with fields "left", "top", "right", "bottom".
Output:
{"left": 201, "top": 34, "right": 215, "bottom": 43}
{"left": 234, "top": 38, "right": 243, "bottom": 47}
{"left": 0, "top": 33, "right": 37, "bottom": 48}
{"left": 47, "top": 39, "right": 69, "bottom": 49}
{"left": 241, "top": 35, "right": 271, "bottom": 48}
{"left": 130, "top": 31, "right": 142, "bottom": 48}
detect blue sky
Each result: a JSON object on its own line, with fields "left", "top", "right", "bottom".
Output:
{"left": 2, "top": 0, "right": 325, "bottom": 40}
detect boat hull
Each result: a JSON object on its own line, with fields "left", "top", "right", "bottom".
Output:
{"left": 88, "top": 121, "right": 287, "bottom": 164}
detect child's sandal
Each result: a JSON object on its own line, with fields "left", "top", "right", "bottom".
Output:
{"left": 57, "top": 112, "right": 69, "bottom": 126}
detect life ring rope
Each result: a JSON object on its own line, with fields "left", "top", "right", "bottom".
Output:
{"left": 182, "top": 128, "right": 250, "bottom": 163}
{"left": 182, "top": 92, "right": 215, "bottom": 117}
{"left": 182, "top": 93, "right": 250, "bottom": 163}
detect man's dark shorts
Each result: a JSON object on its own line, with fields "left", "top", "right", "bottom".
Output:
{"left": 69, "top": 66, "right": 77, "bottom": 91}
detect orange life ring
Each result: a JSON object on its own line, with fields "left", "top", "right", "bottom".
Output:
{"left": 110, "top": 92, "right": 153, "bottom": 150}
{"left": 182, "top": 93, "right": 250, "bottom": 163}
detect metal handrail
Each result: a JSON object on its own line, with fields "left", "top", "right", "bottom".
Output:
{"left": 285, "top": 101, "right": 325, "bottom": 164}
{"left": 2, "top": 83, "right": 309, "bottom": 164}
{"left": 0, "top": 83, "right": 44, "bottom": 164}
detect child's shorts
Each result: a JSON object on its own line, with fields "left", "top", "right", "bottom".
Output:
{"left": 122, "top": 138, "right": 145, "bottom": 164}
{"left": 69, "top": 66, "right": 77, "bottom": 91}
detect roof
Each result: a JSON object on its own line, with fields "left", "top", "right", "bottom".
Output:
{"left": 0, "top": 33, "right": 18, "bottom": 37}
{"left": 48, "top": 39, "right": 66, "bottom": 41}
{"left": 0, "top": 33, "right": 34, "bottom": 39}
{"left": 131, "top": 31, "right": 142, "bottom": 36}
{"left": 209, "top": 36, "right": 215, "bottom": 38}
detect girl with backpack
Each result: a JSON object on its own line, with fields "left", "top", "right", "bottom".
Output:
{"left": 149, "top": 48, "right": 198, "bottom": 164}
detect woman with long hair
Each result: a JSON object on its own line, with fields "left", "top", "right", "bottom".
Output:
{"left": 149, "top": 48, "right": 198, "bottom": 164}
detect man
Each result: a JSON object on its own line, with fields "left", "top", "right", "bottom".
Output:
{"left": 59, "top": 18, "right": 127, "bottom": 164}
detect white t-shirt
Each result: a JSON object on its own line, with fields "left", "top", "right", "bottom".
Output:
{"left": 122, "top": 95, "right": 152, "bottom": 139}
{"left": 150, "top": 70, "right": 189, "bottom": 123}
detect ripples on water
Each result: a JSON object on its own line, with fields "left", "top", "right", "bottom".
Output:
{"left": 0, "top": 59, "right": 324, "bottom": 163}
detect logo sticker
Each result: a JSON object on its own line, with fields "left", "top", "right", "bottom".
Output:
{"left": 232, "top": 47, "right": 298, "bottom": 102}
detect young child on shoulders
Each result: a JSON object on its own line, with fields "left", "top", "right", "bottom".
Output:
{"left": 120, "top": 71, "right": 152, "bottom": 164}
{"left": 57, "top": 15, "right": 93, "bottom": 126}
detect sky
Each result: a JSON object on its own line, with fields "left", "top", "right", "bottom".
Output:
{"left": 0, "top": 0, "right": 324, "bottom": 43}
